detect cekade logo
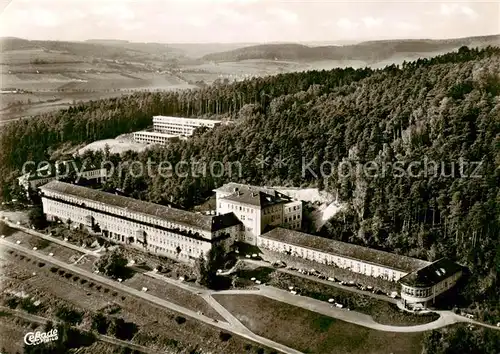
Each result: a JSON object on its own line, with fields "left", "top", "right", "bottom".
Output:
{"left": 23, "top": 329, "right": 59, "bottom": 345}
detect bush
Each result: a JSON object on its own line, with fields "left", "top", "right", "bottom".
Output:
{"left": 108, "top": 317, "right": 138, "bottom": 340}
{"left": 19, "top": 298, "right": 38, "bottom": 314}
{"left": 219, "top": 332, "right": 232, "bottom": 342}
{"left": 175, "top": 316, "right": 186, "bottom": 325}
{"left": 91, "top": 313, "right": 109, "bottom": 334}
{"left": 55, "top": 306, "right": 83, "bottom": 325}
{"left": 5, "top": 297, "right": 19, "bottom": 309}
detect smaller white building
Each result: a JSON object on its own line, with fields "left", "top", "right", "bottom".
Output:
{"left": 399, "top": 258, "right": 463, "bottom": 307}
{"left": 18, "top": 160, "right": 107, "bottom": 190}
{"left": 132, "top": 131, "right": 179, "bottom": 145}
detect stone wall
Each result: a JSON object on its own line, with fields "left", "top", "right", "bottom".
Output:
{"left": 259, "top": 248, "right": 399, "bottom": 292}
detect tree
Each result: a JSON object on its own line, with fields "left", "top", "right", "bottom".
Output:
{"left": 91, "top": 313, "right": 109, "bottom": 334}
{"left": 55, "top": 305, "right": 83, "bottom": 325}
{"left": 29, "top": 205, "right": 47, "bottom": 230}
{"left": 196, "top": 243, "right": 226, "bottom": 288}
{"left": 95, "top": 250, "right": 128, "bottom": 279}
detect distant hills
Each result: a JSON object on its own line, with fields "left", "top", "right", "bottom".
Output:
{"left": 201, "top": 35, "right": 500, "bottom": 62}
{"left": 2, "top": 34, "right": 499, "bottom": 66}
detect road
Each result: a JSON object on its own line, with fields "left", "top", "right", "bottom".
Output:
{"left": 243, "top": 258, "right": 398, "bottom": 304}
{"left": 3, "top": 224, "right": 498, "bottom": 350}
{"left": 0, "top": 306, "right": 162, "bottom": 354}
{"left": 0, "top": 239, "right": 303, "bottom": 354}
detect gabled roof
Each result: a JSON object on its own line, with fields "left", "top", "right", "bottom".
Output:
{"left": 399, "top": 258, "right": 463, "bottom": 288}
{"left": 40, "top": 181, "right": 241, "bottom": 234}
{"left": 214, "top": 183, "right": 293, "bottom": 208}
{"left": 260, "top": 227, "right": 431, "bottom": 273}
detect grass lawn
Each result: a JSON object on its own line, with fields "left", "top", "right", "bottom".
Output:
{"left": 0, "top": 314, "right": 35, "bottom": 354}
{"left": 1, "top": 249, "right": 277, "bottom": 354}
{"left": 214, "top": 294, "right": 425, "bottom": 354}
{"left": 4, "top": 229, "right": 86, "bottom": 264}
{"left": 124, "top": 273, "right": 224, "bottom": 321}
{"left": 269, "top": 272, "right": 439, "bottom": 326}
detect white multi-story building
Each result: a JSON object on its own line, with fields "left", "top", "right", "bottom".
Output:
{"left": 18, "top": 160, "right": 107, "bottom": 191}
{"left": 258, "top": 227, "right": 430, "bottom": 282}
{"left": 214, "top": 183, "right": 303, "bottom": 245}
{"left": 153, "top": 116, "right": 221, "bottom": 136}
{"left": 257, "top": 227, "right": 462, "bottom": 306}
{"left": 132, "top": 131, "right": 179, "bottom": 145}
{"left": 39, "top": 181, "right": 242, "bottom": 263}
{"left": 133, "top": 116, "right": 222, "bottom": 145}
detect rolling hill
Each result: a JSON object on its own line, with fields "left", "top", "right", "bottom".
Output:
{"left": 201, "top": 34, "right": 500, "bottom": 62}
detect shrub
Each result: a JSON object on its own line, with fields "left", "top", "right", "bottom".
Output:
{"left": 55, "top": 306, "right": 83, "bottom": 325}
{"left": 175, "top": 316, "right": 186, "bottom": 325}
{"left": 219, "top": 332, "right": 232, "bottom": 342}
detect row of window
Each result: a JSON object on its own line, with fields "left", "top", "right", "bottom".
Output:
{"left": 223, "top": 202, "right": 256, "bottom": 214}
{"left": 402, "top": 286, "right": 432, "bottom": 298}
{"left": 284, "top": 215, "right": 300, "bottom": 223}
{"left": 260, "top": 239, "right": 402, "bottom": 281}
{"left": 285, "top": 205, "right": 300, "bottom": 213}
{"left": 44, "top": 199, "right": 211, "bottom": 245}
{"left": 49, "top": 194, "right": 204, "bottom": 236}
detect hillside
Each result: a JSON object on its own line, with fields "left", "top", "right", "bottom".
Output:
{"left": 2, "top": 47, "right": 499, "bottom": 329}
{"left": 202, "top": 34, "right": 500, "bottom": 62}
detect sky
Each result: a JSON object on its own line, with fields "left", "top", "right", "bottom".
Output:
{"left": 0, "top": 0, "right": 499, "bottom": 43}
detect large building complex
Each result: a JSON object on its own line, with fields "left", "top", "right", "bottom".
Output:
{"left": 39, "top": 181, "right": 242, "bottom": 262}
{"left": 133, "top": 116, "right": 222, "bottom": 145}
{"left": 257, "top": 227, "right": 462, "bottom": 307}
{"left": 18, "top": 160, "right": 107, "bottom": 191}
{"left": 214, "top": 183, "right": 302, "bottom": 245}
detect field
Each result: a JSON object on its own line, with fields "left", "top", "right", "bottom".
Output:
{"left": 214, "top": 294, "right": 425, "bottom": 354}
{"left": 2, "top": 229, "right": 88, "bottom": 265}
{"left": 267, "top": 271, "right": 440, "bottom": 326}
{"left": 0, "top": 45, "right": 372, "bottom": 123}
{"left": 0, "top": 311, "right": 38, "bottom": 354}
{"left": 123, "top": 272, "right": 224, "bottom": 321}
{"left": 0, "top": 246, "right": 277, "bottom": 354}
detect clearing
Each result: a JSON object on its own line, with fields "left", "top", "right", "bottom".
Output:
{"left": 214, "top": 294, "right": 425, "bottom": 354}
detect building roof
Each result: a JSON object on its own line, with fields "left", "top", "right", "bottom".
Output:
{"left": 153, "top": 116, "right": 221, "bottom": 125}
{"left": 398, "top": 258, "right": 463, "bottom": 288}
{"left": 133, "top": 131, "right": 178, "bottom": 138}
{"left": 260, "top": 227, "right": 431, "bottom": 273}
{"left": 214, "top": 183, "right": 293, "bottom": 208}
{"left": 40, "top": 181, "right": 241, "bottom": 234}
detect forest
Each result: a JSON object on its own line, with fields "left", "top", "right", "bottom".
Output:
{"left": 1, "top": 46, "right": 499, "bottom": 326}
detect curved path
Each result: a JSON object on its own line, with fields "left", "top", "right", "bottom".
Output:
{"left": 2, "top": 224, "right": 498, "bottom": 352}
{"left": 0, "top": 239, "right": 303, "bottom": 354}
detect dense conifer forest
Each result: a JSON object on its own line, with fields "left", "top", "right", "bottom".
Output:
{"left": 1, "top": 46, "right": 499, "bottom": 327}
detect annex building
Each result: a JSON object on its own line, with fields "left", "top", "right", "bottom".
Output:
{"left": 18, "top": 160, "right": 106, "bottom": 191}
{"left": 133, "top": 116, "right": 222, "bottom": 145}
{"left": 214, "top": 183, "right": 302, "bottom": 245}
{"left": 39, "top": 181, "right": 242, "bottom": 262}
{"left": 257, "top": 227, "right": 463, "bottom": 307}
